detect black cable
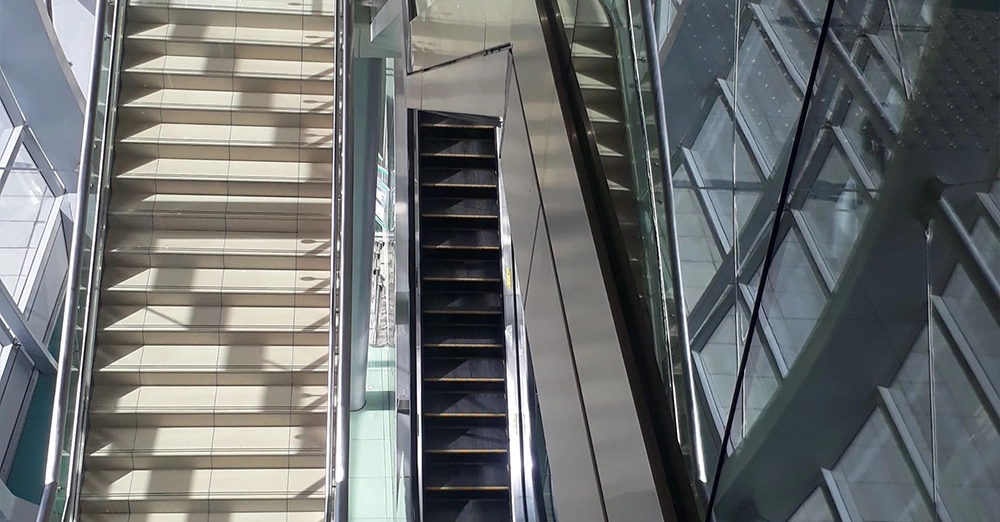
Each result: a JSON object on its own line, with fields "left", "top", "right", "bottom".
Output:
{"left": 702, "top": 0, "right": 839, "bottom": 519}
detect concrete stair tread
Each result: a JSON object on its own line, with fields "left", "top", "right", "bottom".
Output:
{"left": 128, "top": 22, "right": 334, "bottom": 51}
{"left": 81, "top": 466, "right": 324, "bottom": 498}
{"left": 123, "top": 54, "right": 333, "bottom": 83}
{"left": 130, "top": 0, "right": 337, "bottom": 17}
{"left": 80, "top": 511, "right": 323, "bottom": 522}
{"left": 103, "top": 267, "right": 330, "bottom": 293}
{"left": 576, "top": 70, "right": 616, "bottom": 91}
{"left": 86, "top": 425, "right": 325, "bottom": 458}
{"left": 108, "top": 193, "right": 331, "bottom": 219}
{"left": 118, "top": 122, "right": 333, "bottom": 148}
{"left": 98, "top": 304, "right": 330, "bottom": 331}
{"left": 117, "top": 158, "right": 332, "bottom": 183}
{"left": 89, "top": 384, "right": 329, "bottom": 414}
{"left": 571, "top": 41, "right": 613, "bottom": 59}
{"left": 94, "top": 343, "right": 329, "bottom": 374}
{"left": 121, "top": 89, "right": 334, "bottom": 116}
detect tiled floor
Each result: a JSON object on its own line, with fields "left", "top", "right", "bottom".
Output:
{"left": 349, "top": 344, "right": 400, "bottom": 521}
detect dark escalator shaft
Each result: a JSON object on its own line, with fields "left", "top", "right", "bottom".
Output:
{"left": 417, "top": 112, "right": 512, "bottom": 522}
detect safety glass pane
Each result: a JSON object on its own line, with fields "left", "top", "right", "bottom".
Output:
{"left": 788, "top": 487, "right": 836, "bottom": 522}
{"left": 673, "top": 165, "right": 725, "bottom": 310}
{"left": 0, "top": 167, "right": 55, "bottom": 304}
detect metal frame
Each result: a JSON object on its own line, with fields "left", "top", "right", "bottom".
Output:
{"left": 410, "top": 110, "right": 426, "bottom": 520}
{"left": 496, "top": 124, "right": 528, "bottom": 522}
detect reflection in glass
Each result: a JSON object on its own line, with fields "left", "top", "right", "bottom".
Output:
{"left": 750, "top": 232, "right": 826, "bottom": 368}
{"left": 788, "top": 487, "right": 836, "bottom": 522}
{"left": 941, "top": 264, "right": 1000, "bottom": 397}
{"left": 728, "top": 29, "right": 802, "bottom": 169}
{"left": 800, "top": 146, "right": 870, "bottom": 281}
{"left": 698, "top": 306, "right": 780, "bottom": 448}
{"left": 931, "top": 321, "right": 1000, "bottom": 521}
{"left": 834, "top": 410, "right": 933, "bottom": 522}
{"left": 0, "top": 167, "right": 56, "bottom": 304}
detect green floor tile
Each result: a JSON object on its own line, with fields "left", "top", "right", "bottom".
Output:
{"left": 349, "top": 439, "right": 388, "bottom": 478}
{"left": 348, "top": 477, "right": 390, "bottom": 518}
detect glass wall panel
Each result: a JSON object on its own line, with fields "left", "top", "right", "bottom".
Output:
{"left": 698, "top": 306, "right": 780, "bottom": 447}
{"left": 727, "top": 28, "right": 801, "bottom": 170}
{"left": 788, "top": 487, "right": 836, "bottom": 522}
{"left": 673, "top": 165, "right": 725, "bottom": 309}
{"left": 834, "top": 410, "right": 933, "bottom": 522}
{"left": 799, "top": 144, "right": 871, "bottom": 282}
{"left": 0, "top": 166, "right": 56, "bottom": 305}
{"left": 941, "top": 264, "right": 1000, "bottom": 396}
{"left": 931, "top": 319, "right": 1000, "bottom": 522}
{"left": 749, "top": 232, "right": 826, "bottom": 368}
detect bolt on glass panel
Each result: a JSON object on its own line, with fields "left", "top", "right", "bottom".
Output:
{"left": 799, "top": 145, "right": 871, "bottom": 282}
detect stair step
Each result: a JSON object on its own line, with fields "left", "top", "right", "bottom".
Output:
{"left": 424, "top": 391, "right": 507, "bottom": 418}
{"left": 422, "top": 500, "right": 511, "bottom": 522}
{"left": 101, "top": 267, "right": 330, "bottom": 306}
{"left": 80, "top": 467, "right": 324, "bottom": 513}
{"left": 424, "top": 426, "right": 508, "bottom": 453}
{"left": 83, "top": 513, "right": 325, "bottom": 522}
{"left": 93, "top": 344, "right": 329, "bottom": 386}
{"left": 114, "top": 157, "right": 331, "bottom": 197}
{"left": 129, "top": 0, "right": 337, "bottom": 19}
{"left": 85, "top": 425, "right": 326, "bottom": 468}
{"left": 122, "top": 54, "right": 333, "bottom": 95}
{"left": 97, "top": 304, "right": 330, "bottom": 344}
{"left": 88, "top": 385, "right": 328, "bottom": 426}
{"left": 423, "top": 358, "right": 506, "bottom": 383}
{"left": 126, "top": 21, "right": 334, "bottom": 62}
{"left": 116, "top": 122, "right": 332, "bottom": 162}
{"left": 107, "top": 193, "right": 330, "bottom": 233}
{"left": 105, "top": 230, "right": 330, "bottom": 270}
{"left": 119, "top": 89, "right": 334, "bottom": 127}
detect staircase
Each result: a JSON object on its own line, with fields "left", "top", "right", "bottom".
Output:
{"left": 79, "top": 0, "right": 335, "bottom": 520}
{"left": 566, "top": 4, "right": 646, "bottom": 292}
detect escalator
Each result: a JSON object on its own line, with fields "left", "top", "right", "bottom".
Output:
{"left": 413, "top": 112, "right": 513, "bottom": 522}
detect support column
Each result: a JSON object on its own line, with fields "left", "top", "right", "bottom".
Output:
{"left": 349, "top": 57, "right": 387, "bottom": 411}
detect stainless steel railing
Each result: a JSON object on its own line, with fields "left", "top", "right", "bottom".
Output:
{"left": 37, "top": 0, "right": 128, "bottom": 520}
{"left": 328, "top": 0, "right": 355, "bottom": 517}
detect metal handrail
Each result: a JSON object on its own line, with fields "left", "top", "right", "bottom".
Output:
{"left": 328, "top": 0, "right": 354, "bottom": 517}
{"left": 37, "top": 0, "right": 124, "bottom": 519}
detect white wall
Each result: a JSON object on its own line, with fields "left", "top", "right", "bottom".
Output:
{"left": 50, "top": 0, "right": 96, "bottom": 96}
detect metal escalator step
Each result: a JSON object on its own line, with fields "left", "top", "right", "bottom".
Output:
{"left": 419, "top": 137, "right": 495, "bottom": 158}
{"left": 423, "top": 357, "right": 505, "bottom": 384}
{"left": 421, "top": 198, "right": 499, "bottom": 220}
{"left": 421, "top": 259, "right": 500, "bottom": 282}
{"left": 422, "top": 292, "right": 503, "bottom": 316}
{"left": 424, "top": 426, "right": 508, "bottom": 454}
{"left": 420, "top": 168, "right": 497, "bottom": 189}
{"left": 423, "top": 500, "right": 512, "bottom": 522}
{"left": 424, "top": 460, "right": 510, "bottom": 491}
{"left": 423, "top": 391, "right": 506, "bottom": 418}
{"left": 422, "top": 229, "right": 499, "bottom": 251}
{"left": 422, "top": 326, "right": 504, "bottom": 350}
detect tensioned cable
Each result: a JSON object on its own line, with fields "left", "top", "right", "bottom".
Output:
{"left": 702, "top": 0, "right": 839, "bottom": 518}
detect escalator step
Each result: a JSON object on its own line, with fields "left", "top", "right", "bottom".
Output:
{"left": 420, "top": 137, "right": 495, "bottom": 158}
{"left": 421, "top": 198, "right": 499, "bottom": 220}
{"left": 421, "top": 259, "right": 500, "bottom": 282}
{"left": 421, "top": 168, "right": 497, "bottom": 189}
{"left": 422, "top": 229, "right": 499, "bottom": 251}
{"left": 424, "top": 391, "right": 506, "bottom": 418}
{"left": 423, "top": 500, "right": 512, "bottom": 522}
{"left": 422, "top": 292, "right": 503, "bottom": 316}
{"left": 423, "top": 357, "right": 505, "bottom": 384}
{"left": 424, "top": 426, "right": 508, "bottom": 454}
{"left": 424, "top": 460, "right": 510, "bottom": 491}
{"left": 419, "top": 113, "right": 495, "bottom": 130}
{"left": 422, "top": 326, "right": 504, "bottom": 350}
